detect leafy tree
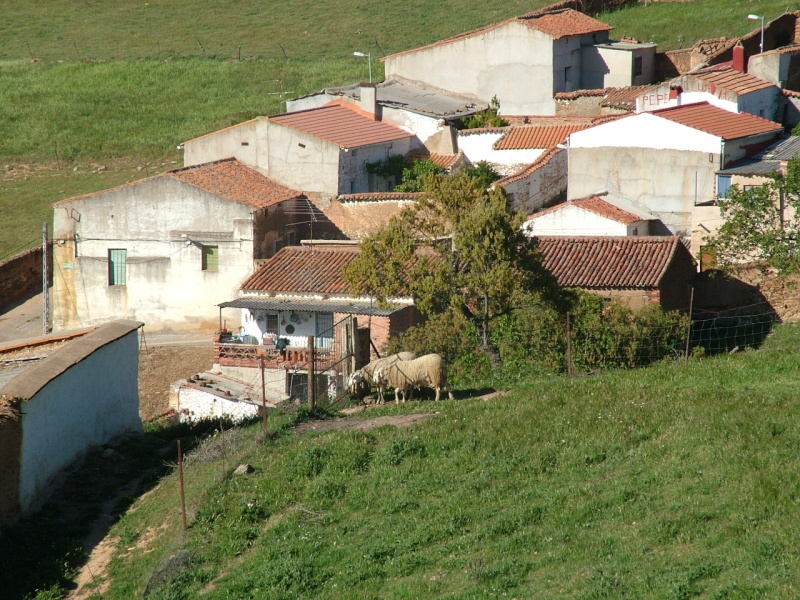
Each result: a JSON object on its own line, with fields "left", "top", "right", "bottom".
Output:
{"left": 461, "top": 96, "right": 509, "bottom": 129}
{"left": 712, "top": 158, "right": 800, "bottom": 276}
{"left": 395, "top": 158, "right": 445, "bottom": 192}
{"left": 464, "top": 160, "right": 501, "bottom": 188}
{"left": 344, "top": 172, "right": 564, "bottom": 356}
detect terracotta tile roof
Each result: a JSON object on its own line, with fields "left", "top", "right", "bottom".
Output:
{"left": 692, "top": 37, "right": 737, "bottom": 58}
{"left": 653, "top": 102, "right": 782, "bottom": 140}
{"left": 518, "top": 8, "right": 612, "bottom": 40}
{"left": 783, "top": 88, "right": 800, "bottom": 98}
{"left": 692, "top": 66, "right": 775, "bottom": 95}
{"left": 494, "top": 124, "right": 588, "bottom": 150}
{"left": 526, "top": 196, "right": 643, "bottom": 225}
{"left": 538, "top": 236, "right": 686, "bottom": 288}
{"left": 54, "top": 158, "right": 303, "bottom": 209}
{"left": 554, "top": 88, "right": 608, "bottom": 100}
{"left": 602, "top": 85, "right": 658, "bottom": 110}
{"left": 384, "top": 8, "right": 611, "bottom": 60}
{"left": 241, "top": 245, "right": 362, "bottom": 295}
{"left": 458, "top": 127, "right": 509, "bottom": 137}
{"left": 494, "top": 147, "right": 565, "bottom": 186}
{"left": 169, "top": 159, "right": 304, "bottom": 209}
{"left": 338, "top": 192, "right": 424, "bottom": 202}
{"left": 406, "top": 150, "right": 465, "bottom": 170}
{"left": 269, "top": 100, "right": 414, "bottom": 149}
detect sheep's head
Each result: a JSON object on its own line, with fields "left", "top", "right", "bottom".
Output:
{"left": 348, "top": 370, "right": 369, "bottom": 396}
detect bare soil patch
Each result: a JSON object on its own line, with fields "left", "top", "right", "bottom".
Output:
{"left": 293, "top": 412, "right": 439, "bottom": 435}
{"left": 138, "top": 345, "right": 214, "bottom": 420}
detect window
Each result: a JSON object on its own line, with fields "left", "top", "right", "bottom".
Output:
{"left": 108, "top": 249, "right": 126, "bottom": 285}
{"left": 564, "top": 66, "right": 572, "bottom": 87}
{"left": 717, "top": 175, "right": 732, "bottom": 199}
{"left": 633, "top": 56, "right": 643, "bottom": 78}
{"left": 202, "top": 245, "right": 219, "bottom": 271}
{"left": 265, "top": 313, "right": 279, "bottom": 335}
{"left": 743, "top": 185, "right": 761, "bottom": 192}
{"left": 316, "top": 312, "right": 334, "bottom": 348}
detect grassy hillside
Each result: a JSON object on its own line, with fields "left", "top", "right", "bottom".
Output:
{"left": 0, "top": 0, "right": 793, "bottom": 258}
{"left": 40, "top": 323, "right": 793, "bottom": 599}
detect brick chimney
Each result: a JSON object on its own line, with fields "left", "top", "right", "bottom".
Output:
{"left": 732, "top": 42, "right": 745, "bottom": 72}
{"left": 359, "top": 84, "right": 378, "bottom": 121}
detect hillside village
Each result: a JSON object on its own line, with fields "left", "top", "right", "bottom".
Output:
{"left": 2, "top": 0, "right": 800, "bottom": 536}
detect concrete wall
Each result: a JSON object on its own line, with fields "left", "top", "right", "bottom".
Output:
{"left": 52, "top": 177, "right": 257, "bottom": 331}
{"left": 266, "top": 121, "right": 341, "bottom": 195}
{"left": 338, "top": 137, "right": 418, "bottom": 195}
{"left": 523, "top": 204, "right": 648, "bottom": 236}
{"left": 183, "top": 118, "right": 269, "bottom": 171}
{"left": 19, "top": 328, "right": 141, "bottom": 513}
{"left": 582, "top": 44, "right": 655, "bottom": 89}
{"left": 498, "top": 147, "right": 568, "bottom": 215}
{"left": 176, "top": 387, "right": 260, "bottom": 424}
{"left": 569, "top": 148, "right": 717, "bottom": 235}
{"left": 384, "top": 21, "right": 560, "bottom": 116}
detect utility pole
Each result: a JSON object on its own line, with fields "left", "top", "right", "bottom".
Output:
{"left": 42, "top": 222, "right": 50, "bottom": 335}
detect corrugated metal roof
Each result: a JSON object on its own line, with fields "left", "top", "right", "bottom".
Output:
{"left": 653, "top": 102, "right": 782, "bottom": 140}
{"left": 762, "top": 136, "right": 800, "bottom": 160}
{"left": 717, "top": 159, "right": 781, "bottom": 176}
{"left": 219, "top": 297, "right": 403, "bottom": 316}
{"left": 269, "top": 101, "right": 414, "bottom": 149}
{"left": 693, "top": 67, "right": 775, "bottom": 95}
{"left": 538, "top": 236, "right": 686, "bottom": 288}
{"left": 494, "top": 124, "right": 588, "bottom": 150}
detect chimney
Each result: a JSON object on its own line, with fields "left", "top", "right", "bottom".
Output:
{"left": 732, "top": 42, "right": 745, "bottom": 72}
{"left": 359, "top": 84, "right": 378, "bottom": 121}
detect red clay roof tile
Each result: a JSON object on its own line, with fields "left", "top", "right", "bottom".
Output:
{"left": 538, "top": 236, "right": 686, "bottom": 288}
{"left": 241, "top": 245, "right": 362, "bottom": 295}
{"left": 693, "top": 66, "right": 774, "bottom": 96}
{"left": 526, "top": 196, "right": 643, "bottom": 225}
{"left": 494, "top": 124, "right": 589, "bottom": 150}
{"left": 169, "top": 159, "right": 304, "bottom": 209}
{"left": 652, "top": 102, "right": 782, "bottom": 140}
{"left": 269, "top": 101, "right": 414, "bottom": 149}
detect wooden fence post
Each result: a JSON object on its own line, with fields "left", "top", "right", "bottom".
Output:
{"left": 307, "top": 336, "right": 315, "bottom": 411}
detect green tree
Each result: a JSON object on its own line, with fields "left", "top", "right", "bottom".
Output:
{"left": 712, "top": 158, "right": 800, "bottom": 276}
{"left": 344, "top": 172, "right": 563, "bottom": 355}
{"left": 461, "top": 96, "right": 509, "bottom": 129}
{"left": 394, "top": 158, "right": 445, "bottom": 192}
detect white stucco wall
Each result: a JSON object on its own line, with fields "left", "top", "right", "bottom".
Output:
{"left": 498, "top": 148, "right": 568, "bottom": 215}
{"left": 177, "top": 387, "right": 261, "bottom": 424}
{"left": 637, "top": 89, "right": 738, "bottom": 114}
{"left": 53, "top": 177, "right": 257, "bottom": 331}
{"left": 738, "top": 87, "right": 780, "bottom": 121}
{"left": 338, "top": 137, "right": 418, "bottom": 195}
{"left": 380, "top": 107, "right": 448, "bottom": 146}
{"left": 458, "top": 131, "right": 544, "bottom": 168}
{"left": 570, "top": 112, "right": 723, "bottom": 153}
{"left": 183, "top": 118, "right": 269, "bottom": 172}
{"left": 18, "top": 329, "right": 141, "bottom": 512}
{"left": 384, "top": 21, "right": 558, "bottom": 115}
{"left": 266, "top": 121, "right": 342, "bottom": 195}
{"left": 522, "top": 204, "right": 648, "bottom": 236}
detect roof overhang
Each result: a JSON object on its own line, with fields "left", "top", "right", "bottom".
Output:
{"left": 218, "top": 298, "right": 408, "bottom": 317}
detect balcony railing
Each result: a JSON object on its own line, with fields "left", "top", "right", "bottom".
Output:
{"left": 213, "top": 334, "right": 338, "bottom": 370}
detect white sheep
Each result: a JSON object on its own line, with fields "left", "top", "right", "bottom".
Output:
{"left": 347, "top": 352, "right": 417, "bottom": 404}
{"left": 374, "top": 353, "right": 454, "bottom": 403}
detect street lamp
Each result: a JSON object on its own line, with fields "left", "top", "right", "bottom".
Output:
{"left": 748, "top": 14, "right": 765, "bottom": 54}
{"left": 353, "top": 51, "right": 372, "bottom": 83}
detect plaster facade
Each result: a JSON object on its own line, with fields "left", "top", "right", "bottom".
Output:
{"left": 496, "top": 148, "right": 568, "bottom": 215}
{"left": 54, "top": 177, "right": 258, "bottom": 331}
{"left": 182, "top": 118, "right": 269, "bottom": 171}
{"left": 581, "top": 42, "right": 656, "bottom": 89}
{"left": 457, "top": 130, "right": 545, "bottom": 174}
{"left": 523, "top": 203, "right": 650, "bottom": 236}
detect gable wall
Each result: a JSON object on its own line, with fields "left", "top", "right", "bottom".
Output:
{"left": 52, "top": 178, "right": 256, "bottom": 331}
{"left": 183, "top": 118, "right": 269, "bottom": 171}
{"left": 384, "top": 21, "right": 557, "bottom": 115}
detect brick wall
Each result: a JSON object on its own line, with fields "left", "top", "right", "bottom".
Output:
{"left": 0, "top": 245, "right": 52, "bottom": 312}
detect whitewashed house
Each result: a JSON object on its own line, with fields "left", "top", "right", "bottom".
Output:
{"left": 568, "top": 102, "right": 783, "bottom": 240}
{"left": 51, "top": 158, "right": 340, "bottom": 332}
{"left": 0, "top": 321, "right": 142, "bottom": 529}
{"left": 523, "top": 195, "right": 655, "bottom": 237}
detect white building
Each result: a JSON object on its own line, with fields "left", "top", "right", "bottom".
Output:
{"left": 523, "top": 195, "right": 655, "bottom": 237}
{"left": 51, "top": 158, "right": 332, "bottom": 332}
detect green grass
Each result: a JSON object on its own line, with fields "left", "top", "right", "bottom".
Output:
{"left": 84, "top": 323, "right": 800, "bottom": 599}
{"left": 0, "top": 0, "right": 793, "bottom": 258}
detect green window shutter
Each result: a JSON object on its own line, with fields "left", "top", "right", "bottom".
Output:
{"left": 202, "top": 245, "right": 219, "bottom": 271}
{"left": 108, "top": 248, "right": 127, "bottom": 285}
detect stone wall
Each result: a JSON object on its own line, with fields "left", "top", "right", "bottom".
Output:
{"left": 0, "top": 245, "right": 51, "bottom": 312}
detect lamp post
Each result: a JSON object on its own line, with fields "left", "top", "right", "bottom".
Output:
{"left": 748, "top": 14, "right": 765, "bottom": 54}
{"left": 353, "top": 51, "right": 372, "bottom": 83}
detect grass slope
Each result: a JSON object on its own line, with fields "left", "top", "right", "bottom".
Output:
{"left": 0, "top": 0, "right": 793, "bottom": 257}
{"left": 94, "top": 324, "right": 800, "bottom": 599}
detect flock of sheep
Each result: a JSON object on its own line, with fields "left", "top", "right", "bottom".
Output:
{"left": 347, "top": 352, "right": 454, "bottom": 403}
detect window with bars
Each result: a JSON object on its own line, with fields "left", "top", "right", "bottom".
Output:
{"left": 108, "top": 249, "right": 127, "bottom": 286}
{"left": 265, "top": 313, "right": 279, "bottom": 335}
{"left": 316, "top": 312, "right": 334, "bottom": 340}
{"left": 202, "top": 245, "right": 219, "bottom": 271}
